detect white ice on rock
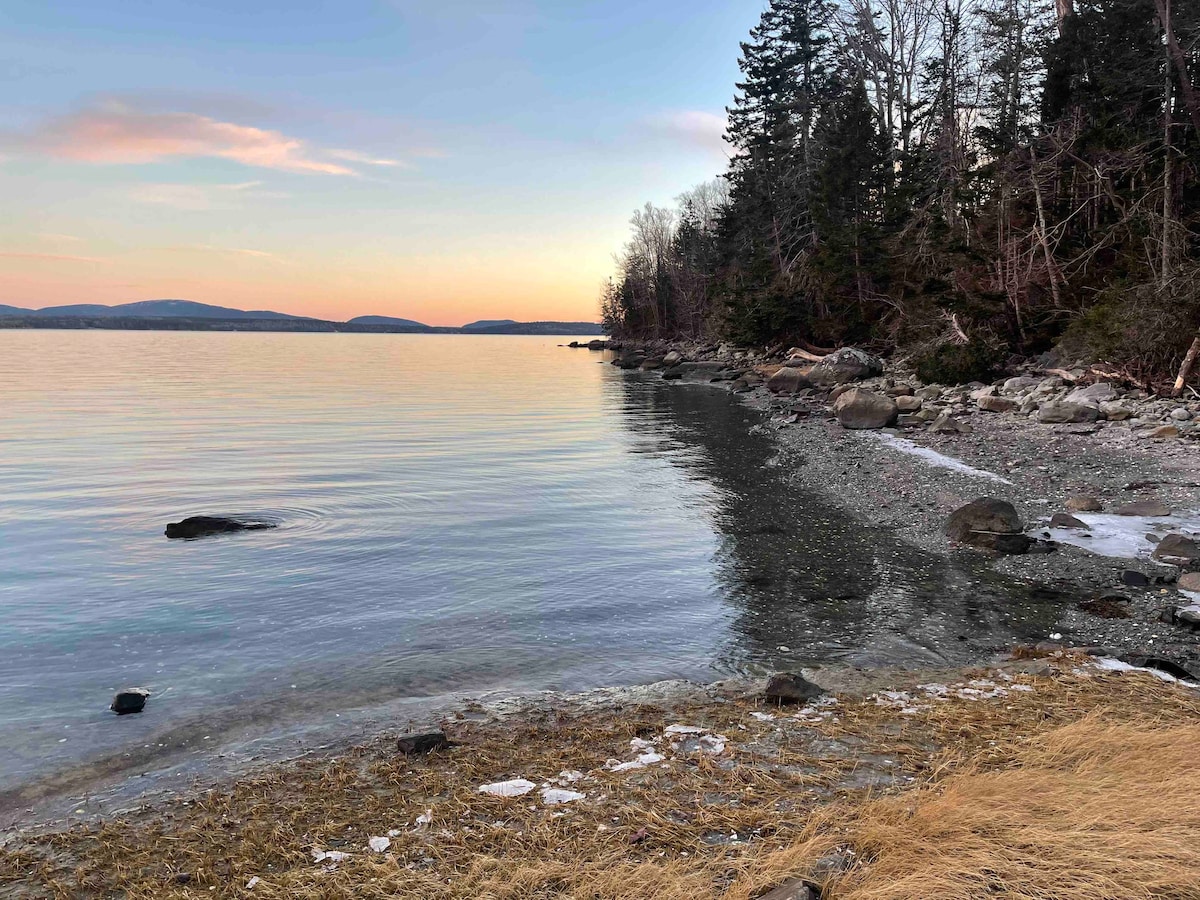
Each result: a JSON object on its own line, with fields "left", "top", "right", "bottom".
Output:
{"left": 608, "top": 751, "right": 665, "bottom": 772}
{"left": 311, "top": 849, "right": 351, "bottom": 864}
{"left": 871, "top": 433, "right": 1013, "bottom": 485}
{"left": 1041, "top": 510, "right": 1200, "bottom": 559}
{"left": 478, "top": 778, "right": 537, "bottom": 797}
{"left": 1086, "top": 657, "right": 1196, "bottom": 685}
{"left": 368, "top": 836, "right": 391, "bottom": 853}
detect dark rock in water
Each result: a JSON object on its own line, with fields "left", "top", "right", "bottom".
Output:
{"left": 1121, "top": 570, "right": 1151, "bottom": 587}
{"left": 586, "top": 339, "right": 607, "bottom": 350}
{"left": 946, "top": 498, "right": 1031, "bottom": 554}
{"left": 1116, "top": 499, "right": 1171, "bottom": 517}
{"left": 807, "top": 347, "right": 884, "bottom": 386}
{"left": 764, "top": 672, "right": 824, "bottom": 705}
{"left": 165, "top": 516, "right": 275, "bottom": 540}
{"left": 832, "top": 388, "right": 897, "bottom": 430}
{"left": 1050, "top": 513, "right": 1090, "bottom": 530}
{"left": 397, "top": 731, "right": 454, "bottom": 755}
{"left": 111, "top": 687, "right": 151, "bottom": 715}
{"left": 1152, "top": 534, "right": 1200, "bottom": 565}
{"left": 661, "top": 370, "right": 683, "bottom": 381}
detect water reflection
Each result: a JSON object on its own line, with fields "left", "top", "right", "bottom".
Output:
{"left": 613, "top": 374, "right": 1064, "bottom": 670}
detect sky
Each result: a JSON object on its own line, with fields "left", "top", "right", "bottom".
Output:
{"left": 0, "top": 1, "right": 761, "bottom": 326}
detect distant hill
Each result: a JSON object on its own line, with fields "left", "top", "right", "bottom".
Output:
{"left": 0, "top": 300, "right": 309, "bottom": 320}
{"left": 348, "top": 315, "right": 431, "bottom": 329}
{"left": 462, "top": 319, "right": 517, "bottom": 331}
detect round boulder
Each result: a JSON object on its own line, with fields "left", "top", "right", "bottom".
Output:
{"left": 807, "top": 348, "right": 884, "bottom": 386}
{"left": 946, "top": 498, "right": 1032, "bottom": 554}
{"left": 832, "top": 388, "right": 898, "bottom": 430}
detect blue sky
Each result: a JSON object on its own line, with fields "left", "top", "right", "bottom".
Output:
{"left": 0, "top": 1, "right": 760, "bottom": 323}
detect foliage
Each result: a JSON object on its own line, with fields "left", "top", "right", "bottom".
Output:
{"left": 914, "top": 338, "right": 1004, "bottom": 385}
{"left": 602, "top": 0, "right": 1200, "bottom": 383}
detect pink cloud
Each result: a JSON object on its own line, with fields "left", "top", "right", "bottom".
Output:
{"left": 21, "top": 104, "right": 354, "bottom": 175}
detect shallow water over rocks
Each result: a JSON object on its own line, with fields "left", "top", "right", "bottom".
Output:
{"left": 0, "top": 331, "right": 1065, "bottom": 803}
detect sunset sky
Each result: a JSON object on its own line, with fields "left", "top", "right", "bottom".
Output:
{"left": 0, "top": 1, "right": 759, "bottom": 325}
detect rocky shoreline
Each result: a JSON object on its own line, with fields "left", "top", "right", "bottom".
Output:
{"left": 594, "top": 339, "right": 1200, "bottom": 670}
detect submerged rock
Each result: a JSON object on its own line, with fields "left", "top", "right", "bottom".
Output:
{"left": 110, "top": 687, "right": 151, "bottom": 715}
{"left": 764, "top": 672, "right": 825, "bottom": 705}
{"left": 832, "top": 388, "right": 897, "bottom": 430}
{"left": 807, "top": 347, "right": 883, "bottom": 386}
{"left": 946, "top": 498, "right": 1031, "bottom": 554}
{"left": 165, "top": 516, "right": 275, "bottom": 540}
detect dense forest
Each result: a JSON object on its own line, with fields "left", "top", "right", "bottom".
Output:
{"left": 602, "top": 0, "right": 1200, "bottom": 384}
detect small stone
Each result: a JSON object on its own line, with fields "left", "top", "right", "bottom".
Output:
{"left": 1050, "top": 513, "right": 1090, "bottom": 530}
{"left": 978, "top": 395, "right": 1017, "bottom": 413}
{"left": 1171, "top": 408, "right": 1192, "bottom": 422}
{"left": 1178, "top": 572, "right": 1200, "bottom": 592}
{"left": 755, "top": 878, "right": 820, "bottom": 900}
{"left": 894, "top": 395, "right": 923, "bottom": 412}
{"left": 1100, "top": 401, "right": 1133, "bottom": 421}
{"left": 397, "top": 731, "right": 454, "bottom": 755}
{"left": 1116, "top": 500, "right": 1171, "bottom": 517}
{"left": 764, "top": 672, "right": 825, "bottom": 705}
{"left": 1065, "top": 496, "right": 1104, "bottom": 512}
{"left": 1146, "top": 425, "right": 1181, "bottom": 439}
{"left": 110, "top": 688, "right": 151, "bottom": 715}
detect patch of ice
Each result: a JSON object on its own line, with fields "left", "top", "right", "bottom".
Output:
{"left": 750, "top": 711, "right": 777, "bottom": 722}
{"left": 415, "top": 809, "right": 433, "bottom": 826}
{"left": 247, "top": 877, "right": 261, "bottom": 889}
{"left": 630, "top": 737, "right": 657, "bottom": 751}
{"left": 1089, "top": 657, "right": 1185, "bottom": 684}
{"left": 553, "top": 769, "right": 585, "bottom": 784}
{"left": 663, "top": 724, "right": 706, "bottom": 735}
{"left": 697, "top": 734, "right": 727, "bottom": 754}
{"left": 871, "top": 433, "right": 1013, "bottom": 485}
{"left": 1044, "top": 510, "right": 1200, "bottom": 559}
{"left": 312, "top": 849, "right": 351, "bottom": 864}
{"left": 608, "top": 752, "right": 665, "bottom": 772}
{"left": 478, "top": 778, "right": 537, "bottom": 797}
{"left": 368, "top": 836, "right": 391, "bottom": 853}
{"left": 541, "top": 787, "right": 586, "bottom": 805}
{"left": 1010, "top": 684, "right": 1035, "bottom": 692}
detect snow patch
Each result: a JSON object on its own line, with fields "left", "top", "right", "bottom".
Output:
{"left": 1044, "top": 510, "right": 1200, "bottom": 559}
{"left": 608, "top": 752, "right": 665, "bottom": 772}
{"left": 368, "top": 836, "right": 391, "bottom": 853}
{"left": 541, "top": 787, "right": 586, "bottom": 805}
{"left": 311, "top": 849, "right": 351, "bottom": 864}
{"left": 871, "top": 433, "right": 1013, "bottom": 484}
{"left": 478, "top": 778, "right": 537, "bottom": 797}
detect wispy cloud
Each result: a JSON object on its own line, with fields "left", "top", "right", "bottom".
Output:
{"left": 7, "top": 101, "right": 358, "bottom": 175}
{"left": 327, "top": 148, "right": 410, "bottom": 168}
{"left": 643, "top": 110, "right": 729, "bottom": 157}
{"left": 165, "top": 243, "right": 281, "bottom": 261}
{"left": 0, "top": 251, "right": 105, "bottom": 264}
{"left": 34, "top": 232, "right": 84, "bottom": 243}
{"left": 125, "top": 180, "right": 289, "bottom": 211}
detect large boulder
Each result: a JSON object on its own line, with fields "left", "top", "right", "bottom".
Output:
{"left": 662, "top": 350, "right": 684, "bottom": 368}
{"left": 978, "top": 395, "right": 1017, "bottom": 413}
{"left": 1153, "top": 534, "right": 1200, "bottom": 566}
{"left": 946, "top": 498, "right": 1032, "bottom": 554}
{"left": 767, "top": 367, "right": 813, "bottom": 394}
{"left": 1037, "top": 402, "right": 1100, "bottom": 424}
{"left": 165, "top": 516, "right": 275, "bottom": 540}
{"left": 1065, "top": 382, "right": 1119, "bottom": 407}
{"left": 807, "top": 347, "right": 884, "bottom": 386}
{"left": 1116, "top": 499, "right": 1170, "bottom": 517}
{"left": 832, "top": 388, "right": 898, "bottom": 429}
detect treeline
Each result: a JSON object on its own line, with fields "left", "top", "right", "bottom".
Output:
{"left": 602, "top": 0, "right": 1200, "bottom": 383}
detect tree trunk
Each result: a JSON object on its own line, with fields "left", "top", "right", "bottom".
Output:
{"left": 1153, "top": 0, "right": 1200, "bottom": 137}
{"left": 1173, "top": 334, "right": 1200, "bottom": 396}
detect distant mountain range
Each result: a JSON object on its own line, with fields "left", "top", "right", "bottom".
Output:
{"left": 0, "top": 299, "right": 603, "bottom": 335}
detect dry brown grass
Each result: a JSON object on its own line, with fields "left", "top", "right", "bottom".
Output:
{"left": 4, "top": 661, "right": 1200, "bottom": 899}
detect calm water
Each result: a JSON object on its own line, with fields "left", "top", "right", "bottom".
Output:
{"left": 0, "top": 331, "right": 1059, "bottom": 797}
